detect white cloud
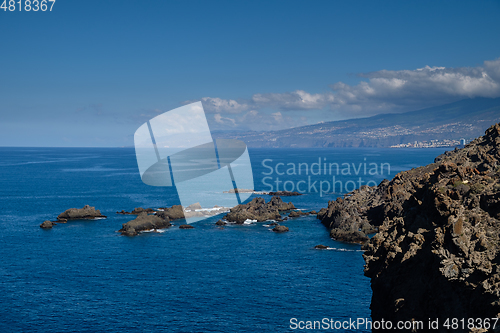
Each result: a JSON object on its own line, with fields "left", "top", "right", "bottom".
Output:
{"left": 187, "top": 57, "right": 500, "bottom": 129}
{"left": 200, "top": 97, "right": 251, "bottom": 114}
{"left": 214, "top": 113, "right": 236, "bottom": 126}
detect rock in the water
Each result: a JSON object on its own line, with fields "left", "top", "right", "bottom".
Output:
{"left": 309, "top": 210, "right": 317, "bottom": 214}
{"left": 185, "top": 202, "right": 202, "bottom": 211}
{"left": 179, "top": 224, "right": 194, "bottom": 229}
{"left": 118, "top": 212, "right": 171, "bottom": 236}
{"left": 40, "top": 220, "right": 56, "bottom": 229}
{"left": 57, "top": 205, "right": 106, "bottom": 220}
{"left": 215, "top": 220, "right": 226, "bottom": 226}
{"left": 288, "top": 210, "right": 309, "bottom": 218}
{"left": 267, "top": 196, "right": 296, "bottom": 211}
{"left": 272, "top": 225, "right": 289, "bottom": 233}
{"left": 117, "top": 207, "right": 155, "bottom": 215}
{"left": 224, "top": 196, "right": 295, "bottom": 223}
{"left": 155, "top": 205, "right": 184, "bottom": 220}
{"left": 314, "top": 244, "right": 328, "bottom": 249}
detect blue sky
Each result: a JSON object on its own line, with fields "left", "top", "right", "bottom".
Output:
{"left": 1, "top": 0, "right": 500, "bottom": 147}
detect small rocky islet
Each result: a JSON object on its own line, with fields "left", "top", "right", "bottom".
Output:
{"left": 41, "top": 196, "right": 315, "bottom": 235}
{"left": 40, "top": 205, "right": 106, "bottom": 229}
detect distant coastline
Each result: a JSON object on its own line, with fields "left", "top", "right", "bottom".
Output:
{"left": 213, "top": 97, "right": 500, "bottom": 149}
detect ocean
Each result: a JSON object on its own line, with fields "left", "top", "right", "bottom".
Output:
{"left": 0, "top": 147, "right": 447, "bottom": 332}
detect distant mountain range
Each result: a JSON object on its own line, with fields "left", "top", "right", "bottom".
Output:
{"left": 213, "top": 98, "right": 500, "bottom": 148}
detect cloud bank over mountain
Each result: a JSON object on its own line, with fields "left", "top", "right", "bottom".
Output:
{"left": 191, "top": 57, "right": 500, "bottom": 131}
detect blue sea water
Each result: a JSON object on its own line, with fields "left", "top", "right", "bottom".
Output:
{"left": 0, "top": 147, "right": 447, "bottom": 332}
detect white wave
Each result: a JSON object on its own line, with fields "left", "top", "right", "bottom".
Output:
{"left": 243, "top": 219, "right": 257, "bottom": 224}
{"left": 141, "top": 229, "right": 167, "bottom": 233}
{"left": 325, "top": 247, "right": 364, "bottom": 252}
{"left": 92, "top": 217, "right": 106, "bottom": 220}
{"left": 193, "top": 207, "right": 229, "bottom": 212}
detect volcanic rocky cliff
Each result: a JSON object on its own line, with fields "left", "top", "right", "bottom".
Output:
{"left": 224, "top": 196, "right": 295, "bottom": 223}
{"left": 319, "top": 123, "right": 500, "bottom": 332}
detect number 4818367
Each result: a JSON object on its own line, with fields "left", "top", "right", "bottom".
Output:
{"left": 1, "top": 0, "right": 56, "bottom": 11}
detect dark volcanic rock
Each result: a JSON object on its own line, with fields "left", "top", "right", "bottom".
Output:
{"left": 272, "top": 225, "right": 289, "bottom": 232}
{"left": 40, "top": 220, "right": 56, "bottom": 229}
{"left": 57, "top": 205, "right": 106, "bottom": 220}
{"left": 117, "top": 207, "right": 155, "bottom": 215}
{"left": 317, "top": 186, "right": 379, "bottom": 244}
{"left": 319, "top": 123, "right": 500, "bottom": 330}
{"left": 179, "top": 224, "right": 194, "bottom": 229}
{"left": 267, "top": 196, "right": 296, "bottom": 211}
{"left": 118, "top": 212, "right": 171, "bottom": 236}
{"left": 309, "top": 210, "right": 317, "bottom": 214}
{"left": 268, "top": 191, "right": 303, "bottom": 196}
{"left": 314, "top": 244, "right": 328, "bottom": 249}
{"left": 215, "top": 220, "right": 226, "bottom": 226}
{"left": 288, "top": 210, "right": 309, "bottom": 218}
{"left": 224, "top": 196, "right": 295, "bottom": 223}
{"left": 155, "top": 205, "right": 184, "bottom": 220}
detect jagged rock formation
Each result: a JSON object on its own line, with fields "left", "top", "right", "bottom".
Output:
{"left": 288, "top": 211, "right": 310, "bottom": 218}
{"left": 118, "top": 212, "right": 172, "bottom": 236}
{"left": 155, "top": 205, "right": 185, "bottom": 220}
{"left": 224, "top": 196, "right": 295, "bottom": 223}
{"left": 40, "top": 220, "right": 56, "bottom": 229}
{"left": 118, "top": 204, "right": 189, "bottom": 236}
{"left": 320, "top": 123, "right": 500, "bottom": 331}
{"left": 316, "top": 190, "right": 379, "bottom": 243}
{"left": 272, "top": 225, "right": 289, "bottom": 233}
{"left": 57, "top": 205, "right": 106, "bottom": 220}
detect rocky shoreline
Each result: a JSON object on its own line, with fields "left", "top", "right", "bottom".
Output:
{"left": 317, "top": 123, "right": 500, "bottom": 330}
